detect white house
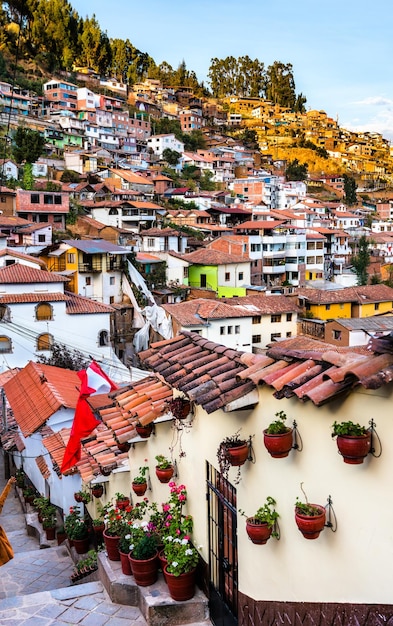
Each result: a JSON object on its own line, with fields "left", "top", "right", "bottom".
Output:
{"left": 0, "top": 159, "right": 18, "bottom": 181}
{"left": 147, "top": 134, "right": 184, "bottom": 158}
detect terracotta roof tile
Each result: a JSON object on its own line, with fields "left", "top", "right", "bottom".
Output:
{"left": 3, "top": 362, "right": 80, "bottom": 436}
{"left": 0, "top": 264, "right": 69, "bottom": 284}
{"left": 36, "top": 455, "right": 51, "bottom": 479}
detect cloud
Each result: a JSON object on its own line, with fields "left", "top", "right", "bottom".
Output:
{"left": 354, "top": 96, "right": 393, "bottom": 107}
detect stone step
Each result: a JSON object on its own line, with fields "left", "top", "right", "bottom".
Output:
{"left": 98, "top": 552, "right": 211, "bottom": 626}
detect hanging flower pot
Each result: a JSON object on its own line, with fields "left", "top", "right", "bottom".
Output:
{"left": 263, "top": 411, "right": 293, "bottom": 458}
{"left": 115, "top": 494, "right": 130, "bottom": 510}
{"left": 136, "top": 423, "right": 153, "bottom": 439}
{"left": 295, "top": 502, "right": 326, "bottom": 540}
{"left": 332, "top": 421, "right": 371, "bottom": 464}
{"left": 155, "top": 455, "right": 174, "bottom": 483}
{"left": 168, "top": 397, "right": 191, "bottom": 420}
{"left": 132, "top": 481, "right": 147, "bottom": 496}
{"left": 245, "top": 519, "right": 273, "bottom": 545}
{"left": 117, "top": 441, "right": 131, "bottom": 453}
{"left": 91, "top": 484, "right": 104, "bottom": 499}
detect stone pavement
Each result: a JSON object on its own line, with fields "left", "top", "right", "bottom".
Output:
{"left": 0, "top": 451, "right": 148, "bottom": 625}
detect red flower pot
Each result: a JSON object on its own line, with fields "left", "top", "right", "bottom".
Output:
{"left": 158, "top": 549, "right": 168, "bottom": 581}
{"left": 129, "top": 551, "right": 159, "bottom": 586}
{"left": 132, "top": 482, "right": 148, "bottom": 496}
{"left": 263, "top": 429, "right": 293, "bottom": 458}
{"left": 72, "top": 537, "right": 90, "bottom": 554}
{"left": 45, "top": 527, "right": 56, "bottom": 541}
{"left": 295, "top": 505, "right": 326, "bottom": 540}
{"left": 164, "top": 566, "right": 196, "bottom": 601}
{"left": 120, "top": 550, "right": 132, "bottom": 575}
{"left": 245, "top": 519, "right": 273, "bottom": 545}
{"left": 136, "top": 424, "right": 153, "bottom": 439}
{"left": 116, "top": 497, "right": 130, "bottom": 511}
{"left": 117, "top": 441, "right": 131, "bottom": 452}
{"left": 103, "top": 530, "right": 121, "bottom": 561}
{"left": 225, "top": 443, "right": 249, "bottom": 466}
{"left": 336, "top": 433, "right": 371, "bottom": 464}
{"left": 92, "top": 486, "right": 104, "bottom": 498}
{"left": 155, "top": 466, "right": 174, "bottom": 483}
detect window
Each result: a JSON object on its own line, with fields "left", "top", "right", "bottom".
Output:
{"left": 220, "top": 326, "right": 225, "bottom": 335}
{"left": 270, "top": 332, "right": 281, "bottom": 341}
{"left": 227, "top": 326, "right": 233, "bottom": 335}
{"left": 225, "top": 272, "right": 230, "bottom": 281}
{"left": 0, "top": 336, "right": 12, "bottom": 353}
{"left": 109, "top": 296, "right": 115, "bottom": 304}
{"left": 286, "top": 313, "right": 292, "bottom": 322}
{"left": 326, "top": 304, "right": 331, "bottom": 311}
{"left": 35, "top": 303, "right": 53, "bottom": 321}
{"left": 375, "top": 303, "right": 380, "bottom": 311}
{"left": 252, "top": 316, "right": 261, "bottom": 324}
{"left": 54, "top": 195, "right": 62, "bottom": 205}
{"left": 110, "top": 276, "right": 115, "bottom": 285}
{"left": 67, "top": 253, "right": 75, "bottom": 264}
{"left": 252, "top": 334, "right": 261, "bottom": 343}
{"left": 271, "top": 314, "right": 281, "bottom": 323}
{"left": 37, "top": 333, "right": 53, "bottom": 351}
{"left": 38, "top": 234, "right": 45, "bottom": 243}
{"left": 99, "top": 330, "right": 109, "bottom": 346}
{"left": 44, "top": 195, "right": 53, "bottom": 204}
{"left": 147, "top": 238, "right": 155, "bottom": 247}
{"left": 235, "top": 325, "right": 240, "bottom": 334}
{"left": 85, "top": 277, "right": 91, "bottom": 286}
{"left": 31, "top": 194, "right": 40, "bottom": 203}
{"left": 238, "top": 272, "right": 244, "bottom": 281}
{"left": 333, "top": 330, "right": 342, "bottom": 340}
{"left": 183, "top": 267, "right": 188, "bottom": 279}
{"left": 0, "top": 305, "right": 10, "bottom": 321}
{"left": 286, "top": 331, "right": 292, "bottom": 338}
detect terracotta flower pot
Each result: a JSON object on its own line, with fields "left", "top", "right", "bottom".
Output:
{"left": 158, "top": 549, "right": 168, "bottom": 582}
{"left": 295, "top": 505, "right": 326, "bottom": 540}
{"left": 117, "top": 441, "right": 131, "bottom": 452}
{"left": 116, "top": 497, "right": 130, "bottom": 511}
{"left": 245, "top": 518, "right": 273, "bottom": 545}
{"left": 155, "top": 466, "right": 174, "bottom": 483}
{"left": 164, "top": 566, "right": 196, "bottom": 601}
{"left": 129, "top": 551, "right": 159, "bottom": 586}
{"left": 132, "top": 481, "right": 148, "bottom": 496}
{"left": 92, "top": 486, "right": 104, "bottom": 498}
{"left": 263, "top": 429, "right": 293, "bottom": 458}
{"left": 225, "top": 442, "right": 249, "bottom": 466}
{"left": 103, "top": 530, "right": 121, "bottom": 561}
{"left": 336, "top": 432, "right": 371, "bottom": 464}
{"left": 72, "top": 537, "right": 90, "bottom": 554}
{"left": 45, "top": 526, "right": 56, "bottom": 541}
{"left": 136, "top": 424, "right": 153, "bottom": 439}
{"left": 120, "top": 550, "right": 132, "bottom": 575}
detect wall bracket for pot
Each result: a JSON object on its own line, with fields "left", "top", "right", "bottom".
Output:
{"left": 247, "top": 434, "right": 256, "bottom": 464}
{"left": 368, "top": 419, "right": 382, "bottom": 458}
{"left": 324, "top": 495, "right": 337, "bottom": 533}
{"left": 292, "top": 420, "right": 303, "bottom": 452}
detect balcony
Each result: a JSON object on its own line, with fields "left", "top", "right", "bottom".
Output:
{"left": 78, "top": 260, "right": 102, "bottom": 273}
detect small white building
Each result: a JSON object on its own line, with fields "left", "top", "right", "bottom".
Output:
{"left": 147, "top": 134, "right": 184, "bottom": 158}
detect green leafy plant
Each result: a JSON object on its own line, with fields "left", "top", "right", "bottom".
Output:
{"left": 131, "top": 533, "right": 158, "bottom": 560}
{"left": 240, "top": 496, "right": 279, "bottom": 535}
{"left": 216, "top": 430, "right": 249, "bottom": 484}
{"left": 164, "top": 535, "right": 199, "bottom": 576}
{"left": 265, "top": 411, "right": 290, "bottom": 435}
{"left": 64, "top": 505, "right": 89, "bottom": 539}
{"left": 155, "top": 455, "right": 172, "bottom": 470}
{"left": 15, "top": 468, "right": 26, "bottom": 488}
{"left": 295, "top": 483, "right": 324, "bottom": 517}
{"left": 74, "top": 489, "right": 91, "bottom": 504}
{"left": 42, "top": 504, "right": 57, "bottom": 529}
{"left": 331, "top": 421, "right": 368, "bottom": 437}
{"left": 133, "top": 465, "right": 149, "bottom": 485}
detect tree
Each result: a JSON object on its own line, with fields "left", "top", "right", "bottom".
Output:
{"left": 265, "top": 61, "right": 296, "bottom": 109}
{"left": 37, "top": 342, "right": 89, "bottom": 370}
{"left": 162, "top": 148, "right": 181, "bottom": 166}
{"left": 343, "top": 174, "right": 357, "bottom": 206}
{"left": 351, "top": 235, "right": 370, "bottom": 286}
{"left": 12, "top": 127, "right": 45, "bottom": 164}
{"left": 183, "top": 129, "right": 206, "bottom": 151}
{"left": 199, "top": 170, "right": 215, "bottom": 191}
{"left": 285, "top": 159, "right": 308, "bottom": 181}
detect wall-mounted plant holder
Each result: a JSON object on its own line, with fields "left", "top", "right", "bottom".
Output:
{"left": 369, "top": 419, "right": 382, "bottom": 459}
{"left": 295, "top": 492, "right": 336, "bottom": 540}
{"left": 332, "top": 419, "right": 380, "bottom": 464}
{"left": 263, "top": 412, "right": 301, "bottom": 458}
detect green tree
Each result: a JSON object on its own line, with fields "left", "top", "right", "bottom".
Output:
{"left": 183, "top": 129, "right": 206, "bottom": 151}
{"left": 351, "top": 235, "right": 370, "bottom": 286}
{"left": 162, "top": 148, "right": 181, "bottom": 166}
{"left": 12, "top": 127, "right": 45, "bottom": 164}
{"left": 285, "top": 159, "right": 308, "bottom": 181}
{"left": 199, "top": 170, "right": 215, "bottom": 191}
{"left": 265, "top": 61, "right": 296, "bottom": 109}
{"left": 343, "top": 174, "right": 357, "bottom": 206}
{"left": 21, "top": 162, "right": 34, "bottom": 189}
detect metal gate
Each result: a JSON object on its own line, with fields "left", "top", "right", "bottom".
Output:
{"left": 207, "top": 462, "right": 238, "bottom": 626}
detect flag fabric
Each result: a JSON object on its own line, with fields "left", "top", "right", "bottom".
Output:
{"left": 61, "top": 361, "right": 118, "bottom": 474}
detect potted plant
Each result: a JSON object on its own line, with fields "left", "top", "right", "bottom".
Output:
{"left": 118, "top": 532, "right": 133, "bottom": 575}
{"left": 115, "top": 492, "right": 130, "bottom": 510}
{"left": 42, "top": 504, "right": 57, "bottom": 540}
{"left": 294, "top": 485, "right": 326, "bottom": 540}
{"left": 132, "top": 465, "right": 149, "bottom": 496}
{"left": 56, "top": 525, "right": 67, "bottom": 545}
{"left": 64, "top": 506, "right": 90, "bottom": 553}
{"left": 23, "top": 486, "right": 36, "bottom": 504}
{"left": 240, "top": 496, "right": 279, "bottom": 545}
{"left": 163, "top": 534, "right": 200, "bottom": 601}
{"left": 331, "top": 420, "right": 371, "bottom": 464}
{"left": 15, "top": 468, "right": 25, "bottom": 488}
{"left": 91, "top": 483, "right": 104, "bottom": 499}
{"left": 168, "top": 396, "right": 191, "bottom": 420}
{"left": 263, "top": 411, "right": 293, "bottom": 458}
{"left": 217, "top": 431, "right": 250, "bottom": 484}
{"left": 155, "top": 455, "right": 174, "bottom": 483}
{"left": 135, "top": 420, "right": 153, "bottom": 439}
{"left": 74, "top": 489, "right": 91, "bottom": 504}
{"left": 128, "top": 531, "right": 159, "bottom": 586}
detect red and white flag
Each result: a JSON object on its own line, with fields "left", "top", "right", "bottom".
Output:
{"left": 61, "top": 361, "right": 118, "bottom": 474}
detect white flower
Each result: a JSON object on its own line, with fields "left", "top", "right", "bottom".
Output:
{"left": 172, "top": 561, "right": 178, "bottom": 568}
{"left": 132, "top": 522, "right": 140, "bottom": 529}
{"left": 141, "top": 520, "right": 148, "bottom": 528}
{"left": 181, "top": 538, "right": 188, "bottom": 545}
{"left": 166, "top": 535, "right": 173, "bottom": 542}
{"left": 125, "top": 534, "right": 131, "bottom": 540}
{"left": 129, "top": 543, "right": 134, "bottom": 551}
{"left": 173, "top": 538, "right": 181, "bottom": 543}
{"left": 185, "top": 548, "right": 193, "bottom": 556}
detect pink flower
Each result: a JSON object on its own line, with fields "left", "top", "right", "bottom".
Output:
{"left": 162, "top": 504, "right": 170, "bottom": 512}
{"left": 176, "top": 529, "right": 181, "bottom": 535}
{"left": 178, "top": 494, "right": 186, "bottom": 501}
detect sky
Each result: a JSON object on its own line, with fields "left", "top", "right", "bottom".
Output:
{"left": 70, "top": 0, "right": 393, "bottom": 141}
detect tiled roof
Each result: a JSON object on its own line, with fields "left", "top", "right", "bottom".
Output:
{"left": 139, "top": 330, "right": 393, "bottom": 410}
{"left": 36, "top": 455, "right": 51, "bottom": 479}
{"left": 0, "top": 264, "right": 69, "bottom": 284}
{"left": 0, "top": 293, "right": 69, "bottom": 304}
{"left": 223, "top": 294, "right": 300, "bottom": 314}
{"left": 42, "top": 429, "right": 70, "bottom": 477}
{"left": 3, "top": 362, "right": 80, "bottom": 436}
{"left": 63, "top": 239, "right": 129, "bottom": 255}
{"left": 181, "top": 248, "right": 249, "bottom": 265}
{"left": 295, "top": 284, "right": 393, "bottom": 304}
{"left": 64, "top": 292, "right": 114, "bottom": 314}
{"left": 0, "top": 249, "right": 46, "bottom": 267}
{"left": 233, "top": 220, "right": 287, "bottom": 230}
{"left": 162, "top": 299, "right": 254, "bottom": 326}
